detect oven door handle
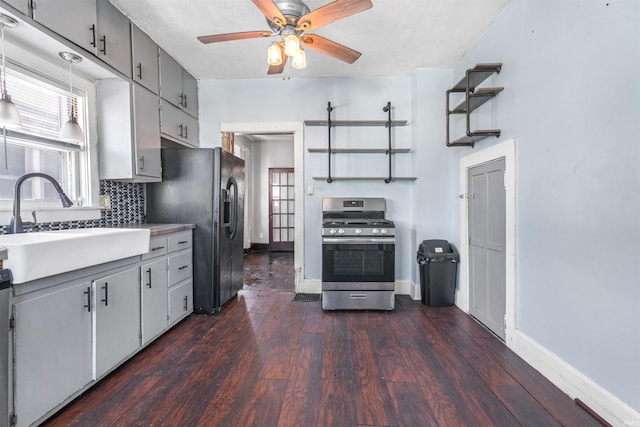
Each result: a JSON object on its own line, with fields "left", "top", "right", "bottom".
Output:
{"left": 322, "top": 237, "right": 396, "bottom": 244}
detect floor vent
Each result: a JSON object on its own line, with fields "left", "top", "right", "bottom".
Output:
{"left": 292, "top": 293, "right": 321, "bottom": 302}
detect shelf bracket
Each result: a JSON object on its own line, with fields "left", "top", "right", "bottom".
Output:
{"left": 383, "top": 101, "right": 392, "bottom": 183}
{"left": 326, "top": 101, "right": 333, "bottom": 183}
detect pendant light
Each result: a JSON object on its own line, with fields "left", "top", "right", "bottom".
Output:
{"left": 0, "top": 14, "right": 22, "bottom": 129}
{"left": 58, "top": 52, "right": 84, "bottom": 143}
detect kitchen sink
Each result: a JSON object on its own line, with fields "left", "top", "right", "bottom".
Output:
{"left": 0, "top": 228, "right": 151, "bottom": 284}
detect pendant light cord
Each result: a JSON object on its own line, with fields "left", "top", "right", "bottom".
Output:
{"left": 1, "top": 24, "right": 6, "bottom": 97}
{"left": 68, "top": 59, "right": 73, "bottom": 118}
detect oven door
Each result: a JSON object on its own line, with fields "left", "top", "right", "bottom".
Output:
{"left": 322, "top": 237, "right": 395, "bottom": 283}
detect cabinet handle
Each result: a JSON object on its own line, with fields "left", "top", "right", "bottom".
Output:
{"left": 89, "top": 24, "right": 96, "bottom": 47}
{"left": 178, "top": 93, "right": 184, "bottom": 107}
{"left": 178, "top": 240, "right": 188, "bottom": 244}
{"left": 178, "top": 124, "right": 184, "bottom": 138}
{"left": 178, "top": 265, "right": 189, "bottom": 270}
{"left": 146, "top": 268, "right": 152, "bottom": 288}
{"left": 151, "top": 246, "right": 165, "bottom": 251}
{"left": 184, "top": 125, "right": 188, "bottom": 139}
{"left": 183, "top": 295, "right": 188, "bottom": 311}
{"left": 182, "top": 94, "right": 187, "bottom": 108}
{"left": 139, "top": 155, "right": 145, "bottom": 171}
{"left": 100, "top": 35, "right": 107, "bottom": 55}
{"left": 84, "top": 287, "right": 91, "bottom": 312}
{"left": 136, "top": 63, "right": 143, "bottom": 80}
{"left": 29, "top": 0, "right": 36, "bottom": 12}
{"left": 101, "top": 282, "right": 109, "bottom": 306}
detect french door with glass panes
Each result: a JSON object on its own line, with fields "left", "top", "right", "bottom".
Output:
{"left": 269, "top": 168, "right": 294, "bottom": 251}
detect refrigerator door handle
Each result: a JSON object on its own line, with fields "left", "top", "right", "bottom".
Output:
{"left": 228, "top": 176, "right": 238, "bottom": 240}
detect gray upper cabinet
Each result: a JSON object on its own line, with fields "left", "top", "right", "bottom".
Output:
{"left": 31, "top": 0, "right": 98, "bottom": 55}
{"left": 160, "top": 99, "right": 199, "bottom": 147}
{"left": 131, "top": 24, "right": 159, "bottom": 94}
{"left": 1, "top": 0, "right": 29, "bottom": 15}
{"left": 96, "top": 0, "right": 131, "bottom": 77}
{"left": 97, "top": 79, "right": 161, "bottom": 182}
{"left": 159, "top": 48, "right": 198, "bottom": 118}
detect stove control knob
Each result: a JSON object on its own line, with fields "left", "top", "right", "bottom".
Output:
{"left": 372, "top": 229, "right": 380, "bottom": 234}
{"left": 355, "top": 228, "right": 362, "bottom": 234}
{"left": 329, "top": 229, "right": 337, "bottom": 235}
{"left": 338, "top": 229, "right": 345, "bottom": 234}
{"left": 381, "top": 229, "right": 388, "bottom": 234}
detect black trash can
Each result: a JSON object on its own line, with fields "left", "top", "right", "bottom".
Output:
{"left": 417, "top": 239, "right": 459, "bottom": 306}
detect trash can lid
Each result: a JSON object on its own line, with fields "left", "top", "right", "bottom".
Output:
{"left": 418, "top": 239, "right": 454, "bottom": 257}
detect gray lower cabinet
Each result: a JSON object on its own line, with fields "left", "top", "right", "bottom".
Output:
{"left": 141, "top": 257, "right": 168, "bottom": 345}
{"left": 11, "top": 230, "right": 193, "bottom": 426}
{"left": 13, "top": 281, "right": 93, "bottom": 427}
{"left": 94, "top": 267, "right": 140, "bottom": 378}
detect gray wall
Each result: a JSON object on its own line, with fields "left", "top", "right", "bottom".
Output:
{"left": 447, "top": 0, "right": 640, "bottom": 411}
{"left": 197, "top": 0, "right": 639, "bottom": 412}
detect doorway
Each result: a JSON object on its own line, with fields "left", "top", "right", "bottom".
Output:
{"left": 269, "top": 168, "right": 295, "bottom": 252}
{"left": 468, "top": 158, "right": 506, "bottom": 339}
{"left": 458, "top": 139, "right": 516, "bottom": 345}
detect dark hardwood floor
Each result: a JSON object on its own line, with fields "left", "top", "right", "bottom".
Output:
{"left": 42, "top": 251, "right": 603, "bottom": 427}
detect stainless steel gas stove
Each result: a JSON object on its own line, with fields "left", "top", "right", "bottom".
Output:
{"left": 321, "top": 198, "right": 395, "bottom": 310}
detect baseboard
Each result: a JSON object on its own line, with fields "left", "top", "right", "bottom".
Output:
{"left": 512, "top": 330, "right": 640, "bottom": 426}
{"left": 297, "top": 279, "right": 419, "bottom": 299}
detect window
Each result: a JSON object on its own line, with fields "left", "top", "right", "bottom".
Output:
{"left": 0, "top": 65, "right": 88, "bottom": 207}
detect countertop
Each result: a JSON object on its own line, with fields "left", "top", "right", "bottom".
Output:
{"left": 117, "top": 223, "right": 195, "bottom": 236}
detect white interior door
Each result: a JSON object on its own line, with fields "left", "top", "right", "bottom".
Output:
{"left": 468, "top": 158, "right": 507, "bottom": 339}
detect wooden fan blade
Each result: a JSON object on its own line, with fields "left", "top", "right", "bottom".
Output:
{"left": 252, "top": 0, "right": 287, "bottom": 27}
{"left": 296, "top": 0, "right": 373, "bottom": 31}
{"left": 300, "top": 34, "right": 361, "bottom": 64}
{"left": 268, "top": 46, "right": 288, "bottom": 74}
{"left": 198, "top": 31, "right": 273, "bottom": 44}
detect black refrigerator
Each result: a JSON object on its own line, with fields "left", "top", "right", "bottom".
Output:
{"left": 146, "top": 147, "right": 245, "bottom": 314}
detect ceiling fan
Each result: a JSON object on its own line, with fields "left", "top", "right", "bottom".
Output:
{"left": 197, "top": 0, "right": 373, "bottom": 74}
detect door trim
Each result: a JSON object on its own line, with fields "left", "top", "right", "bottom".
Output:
{"left": 220, "top": 122, "right": 304, "bottom": 293}
{"left": 458, "top": 138, "right": 516, "bottom": 346}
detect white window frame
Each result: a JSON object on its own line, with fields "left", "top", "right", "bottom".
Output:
{"left": 0, "top": 39, "right": 101, "bottom": 226}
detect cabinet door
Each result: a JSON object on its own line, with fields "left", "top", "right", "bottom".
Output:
{"left": 133, "top": 84, "right": 161, "bottom": 178}
{"left": 96, "top": 0, "right": 131, "bottom": 77}
{"left": 32, "top": 0, "right": 97, "bottom": 55}
{"left": 141, "top": 258, "right": 168, "bottom": 345}
{"left": 182, "top": 70, "right": 198, "bottom": 118}
{"left": 94, "top": 267, "right": 140, "bottom": 378}
{"left": 14, "top": 282, "right": 93, "bottom": 427}
{"left": 159, "top": 48, "right": 183, "bottom": 108}
{"left": 2, "top": 0, "right": 29, "bottom": 15}
{"left": 168, "top": 279, "right": 193, "bottom": 326}
{"left": 160, "top": 100, "right": 199, "bottom": 147}
{"left": 131, "top": 24, "right": 159, "bottom": 94}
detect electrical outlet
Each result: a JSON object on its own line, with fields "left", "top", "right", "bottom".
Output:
{"left": 100, "top": 195, "right": 112, "bottom": 210}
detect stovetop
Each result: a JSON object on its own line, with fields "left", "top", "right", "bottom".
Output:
{"left": 322, "top": 218, "right": 395, "bottom": 228}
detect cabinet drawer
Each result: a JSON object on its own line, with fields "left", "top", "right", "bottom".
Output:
{"left": 168, "top": 230, "right": 192, "bottom": 252}
{"left": 142, "top": 236, "right": 168, "bottom": 260}
{"left": 168, "top": 279, "right": 193, "bottom": 325}
{"left": 168, "top": 250, "right": 192, "bottom": 286}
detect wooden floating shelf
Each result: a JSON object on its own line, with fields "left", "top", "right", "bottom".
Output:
{"left": 307, "top": 148, "right": 411, "bottom": 154}
{"left": 312, "top": 176, "right": 417, "bottom": 181}
{"left": 304, "top": 120, "right": 408, "bottom": 127}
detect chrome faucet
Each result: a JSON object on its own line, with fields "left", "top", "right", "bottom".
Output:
{"left": 8, "top": 173, "right": 73, "bottom": 234}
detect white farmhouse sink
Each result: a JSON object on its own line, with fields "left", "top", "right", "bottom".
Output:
{"left": 0, "top": 228, "right": 151, "bottom": 284}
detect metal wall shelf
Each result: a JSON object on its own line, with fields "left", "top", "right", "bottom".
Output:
{"left": 446, "top": 63, "right": 503, "bottom": 147}
{"left": 306, "top": 102, "right": 412, "bottom": 183}
{"left": 312, "top": 176, "right": 417, "bottom": 181}
{"left": 307, "top": 148, "right": 411, "bottom": 154}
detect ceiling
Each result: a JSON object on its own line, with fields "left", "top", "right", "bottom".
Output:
{"left": 109, "top": 0, "right": 511, "bottom": 80}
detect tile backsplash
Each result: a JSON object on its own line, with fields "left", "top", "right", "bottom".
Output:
{"left": 0, "top": 181, "right": 145, "bottom": 234}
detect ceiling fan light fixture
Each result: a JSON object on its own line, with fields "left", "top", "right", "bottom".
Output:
{"left": 283, "top": 33, "right": 300, "bottom": 57}
{"left": 267, "top": 42, "right": 283, "bottom": 66}
{"left": 291, "top": 47, "right": 306, "bottom": 70}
